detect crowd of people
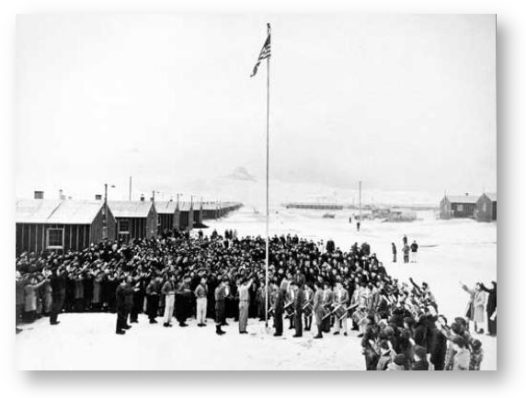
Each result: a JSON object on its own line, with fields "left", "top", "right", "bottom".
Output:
{"left": 15, "top": 230, "right": 495, "bottom": 370}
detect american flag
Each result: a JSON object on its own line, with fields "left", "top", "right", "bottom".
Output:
{"left": 250, "top": 24, "right": 271, "bottom": 77}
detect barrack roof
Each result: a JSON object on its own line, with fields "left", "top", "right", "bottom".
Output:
{"left": 16, "top": 199, "right": 104, "bottom": 224}
{"left": 445, "top": 195, "right": 479, "bottom": 204}
{"left": 109, "top": 200, "right": 154, "bottom": 218}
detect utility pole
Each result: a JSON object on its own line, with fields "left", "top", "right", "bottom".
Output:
{"left": 358, "top": 181, "right": 362, "bottom": 232}
{"left": 103, "top": 183, "right": 115, "bottom": 239}
{"left": 103, "top": 183, "right": 108, "bottom": 239}
{"left": 174, "top": 193, "right": 181, "bottom": 231}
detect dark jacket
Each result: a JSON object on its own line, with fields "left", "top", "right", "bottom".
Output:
{"left": 116, "top": 283, "right": 134, "bottom": 310}
{"left": 295, "top": 287, "right": 306, "bottom": 313}
{"left": 50, "top": 273, "right": 66, "bottom": 297}
{"left": 412, "top": 360, "right": 429, "bottom": 370}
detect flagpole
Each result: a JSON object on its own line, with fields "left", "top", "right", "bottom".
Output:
{"left": 264, "top": 23, "right": 271, "bottom": 329}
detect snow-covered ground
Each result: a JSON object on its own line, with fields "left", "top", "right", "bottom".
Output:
{"left": 16, "top": 207, "right": 497, "bottom": 370}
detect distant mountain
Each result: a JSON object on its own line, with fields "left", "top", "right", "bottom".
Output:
{"left": 226, "top": 167, "right": 257, "bottom": 182}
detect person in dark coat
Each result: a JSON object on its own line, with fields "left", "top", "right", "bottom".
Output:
{"left": 293, "top": 281, "right": 306, "bottom": 337}
{"left": 49, "top": 266, "right": 67, "bottom": 325}
{"left": 145, "top": 277, "right": 161, "bottom": 324}
{"left": 361, "top": 315, "right": 380, "bottom": 370}
{"left": 273, "top": 281, "right": 287, "bottom": 337}
{"left": 175, "top": 278, "right": 190, "bottom": 327}
{"left": 214, "top": 278, "right": 228, "bottom": 335}
{"left": 429, "top": 316, "right": 448, "bottom": 370}
{"left": 313, "top": 282, "right": 325, "bottom": 339}
{"left": 391, "top": 243, "right": 397, "bottom": 263}
{"left": 480, "top": 281, "right": 497, "bottom": 336}
{"left": 412, "top": 345, "right": 429, "bottom": 370}
{"left": 413, "top": 315, "right": 428, "bottom": 348}
{"left": 115, "top": 275, "right": 134, "bottom": 335}
{"left": 130, "top": 274, "right": 145, "bottom": 323}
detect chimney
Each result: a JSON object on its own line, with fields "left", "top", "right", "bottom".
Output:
{"left": 95, "top": 194, "right": 103, "bottom": 201}
{"left": 140, "top": 194, "right": 145, "bottom": 202}
{"left": 34, "top": 191, "right": 44, "bottom": 199}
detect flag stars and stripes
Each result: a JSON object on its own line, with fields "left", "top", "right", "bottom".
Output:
{"left": 250, "top": 25, "right": 271, "bottom": 77}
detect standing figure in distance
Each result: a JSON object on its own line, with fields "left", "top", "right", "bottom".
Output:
{"left": 237, "top": 277, "right": 253, "bottom": 334}
{"left": 161, "top": 274, "right": 176, "bottom": 327}
{"left": 313, "top": 282, "right": 325, "bottom": 339}
{"left": 333, "top": 281, "right": 349, "bottom": 336}
{"left": 146, "top": 276, "right": 161, "bottom": 324}
{"left": 410, "top": 240, "right": 419, "bottom": 263}
{"left": 195, "top": 276, "right": 208, "bottom": 327}
{"left": 293, "top": 280, "right": 306, "bottom": 337}
{"left": 215, "top": 277, "right": 228, "bottom": 335}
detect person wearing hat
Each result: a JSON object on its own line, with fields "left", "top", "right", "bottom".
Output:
{"left": 174, "top": 277, "right": 191, "bottom": 327}
{"left": 23, "top": 275, "right": 46, "bottom": 323}
{"left": 161, "top": 274, "right": 176, "bottom": 327}
{"left": 292, "top": 279, "right": 306, "bottom": 337}
{"left": 332, "top": 280, "right": 349, "bottom": 336}
{"left": 49, "top": 266, "right": 67, "bottom": 325}
{"left": 313, "top": 282, "right": 325, "bottom": 339}
{"left": 214, "top": 277, "right": 228, "bottom": 335}
{"left": 273, "top": 277, "right": 287, "bottom": 337}
{"left": 115, "top": 275, "right": 134, "bottom": 335}
{"left": 321, "top": 281, "right": 333, "bottom": 333}
{"left": 145, "top": 276, "right": 161, "bottom": 324}
{"left": 303, "top": 283, "right": 314, "bottom": 331}
{"left": 376, "top": 340, "right": 395, "bottom": 370}
{"left": 411, "top": 345, "right": 429, "bottom": 370}
{"left": 194, "top": 276, "right": 208, "bottom": 327}
{"left": 479, "top": 281, "right": 497, "bottom": 336}
{"left": 387, "top": 354, "right": 407, "bottom": 371}
{"left": 451, "top": 336, "right": 470, "bottom": 370}
{"left": 469, "top": 339, "right": 484, "bottom": 370}
{"left": 237, "top": 277, "right": 253, "bottom": 334}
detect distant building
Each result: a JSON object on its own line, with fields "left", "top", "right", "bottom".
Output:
{"left": 178, "top": 202, "right": 199, "bottom": 231}
{"left": 476, "top": 193, "right": 497, "bottom": 222}
{"left": 284, "top": 203, "right": 343, "bottom": 210}
{"left": 202, "top": 202, "right": 220, "bottom": 220}
{"left": 156, "top": 200, "right": 178, "bottom": 233}
{"left": 439, "top": 194, "right": 479, "bottom": 219}
{"left": 16, "top": 193, "right": 116, "bottom": 255}
{"left": 109, "top": 200, "right": 157, "bottom": 241}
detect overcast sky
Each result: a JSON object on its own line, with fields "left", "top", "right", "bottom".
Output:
{"left": 16, "top": 14, "right": 496, "bottom": 202}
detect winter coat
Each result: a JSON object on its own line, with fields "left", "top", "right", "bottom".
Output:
{"left": 376, "top": 352, "right": 394, "bottom": 370}
{"left": 313, "top": 290, "right": 325, "bottom": 325}
{"left": 469, "top": 349, "right": 484, "bottom": 371}
{"left": 92, "top": 274, "right": 104, "bottom": 304}
{"left": 116, "top": 283, "right": 134, "bottom": 310}
{"left": 473, "top": 291, "right": 487, "bottom": 323}
{"left": 412, "top": 360, "right": 429, "bottom": 370}
{"left": 161, "top": 280, "right": 175, "bottom": 296}
{"left": 294, "top": 287, "right": 306, "bottom": 314}
{"left": 194, "top": 283, "right": 208, "bottom": 299}
{"left": 452, "top": 348, "right": 470, "bottom": 370}
{"left": 16, "top": 280, "right": 25, "bottom": 307}
{"left": 24, "top": 281, "right": 45, "bottom": 312}
{"left": 73, "top": 277, "right": 84, "bottom": 299}
{"left": 480, "top": 283, "right": 496, "bottom": 316}
{"left": 333, "top": 288, "right": 349, "bottom": 318}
